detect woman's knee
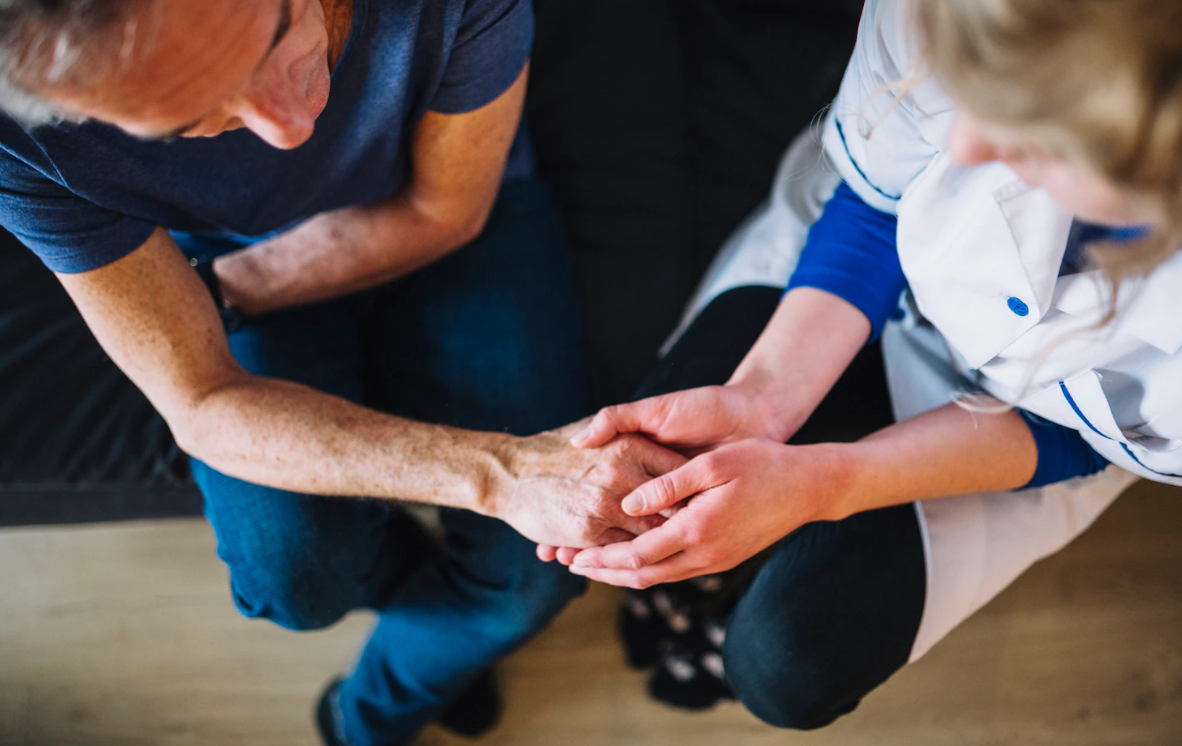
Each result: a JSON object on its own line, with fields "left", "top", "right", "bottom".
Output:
{"left": 722, "top": 618, "right": 861, "bottom": 730}
{"left": 721, "top": 507, "right": 927, "bottom": 730}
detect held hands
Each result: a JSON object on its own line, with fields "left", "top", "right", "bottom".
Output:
{"left": 537, "top": 383, "right": 808, "bottom": 567}
{"left": 486, "top": 421, "right": 688, "bottom": 551}
{"left": 535, "top": 291, "right": 873, "bottom": 585}
{"left": 555, "top": 439, "right": 851, "bottom": 589}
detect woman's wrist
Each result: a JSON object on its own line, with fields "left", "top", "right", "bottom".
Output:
{"left": 726, "top": 288, "right": 872, "bottom": 443}
{"left": 757, "top": 441, "right": 865, "bottom": 528}
{"left": 797, "top": 442, "right": 865, "bottom": 523}
{"left": 725, "top": 371, "right": 820, "bottom": 443}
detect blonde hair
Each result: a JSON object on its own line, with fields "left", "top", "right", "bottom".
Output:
{"left": 914, "top": 0, "right": 1182, "bottom": 293}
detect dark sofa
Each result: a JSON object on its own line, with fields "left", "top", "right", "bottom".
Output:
{"left": 0, "top": 1, "right": 871, "bottom": 527}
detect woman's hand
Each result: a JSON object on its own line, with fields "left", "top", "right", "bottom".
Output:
{"left": 558, "top": 439, "right": 854, "bottom": 588}
{"left": 540, "top": 386, "right": 803, "bottom": 564}
{"left": 568, "top": 289, "right": 880, "bottom": 456}
{"left": 550, "top": 401, "right": 1042, "bottom": 577}
{"left": 570, "top": 384, "right": 798, "bottom": 454}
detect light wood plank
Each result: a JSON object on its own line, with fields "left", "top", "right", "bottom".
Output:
{"left": 1, "top": 481, "right": 1180, "bottom": 746}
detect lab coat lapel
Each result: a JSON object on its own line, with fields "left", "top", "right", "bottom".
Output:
{"left": 994, "top": 180, "right": 1074, "bottom": 318}
{"left": 897, "top": 158, "right": 1069, "bottom": 369}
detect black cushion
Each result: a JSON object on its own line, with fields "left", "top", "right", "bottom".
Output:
{"left": 529, "top": 0, "right": 859, "bottom": 405}
{"left": 0, "top": 233, "right": 189, "bottom": 487}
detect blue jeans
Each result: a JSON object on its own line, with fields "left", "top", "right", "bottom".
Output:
{"left": 189, "top": 179, "right": 589, "bottom": 746}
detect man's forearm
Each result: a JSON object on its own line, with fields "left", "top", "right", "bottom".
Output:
{"left": 177, "top": 371, "right": 506, "bottom": 511}
{"left": 214, "top": 67, "right": 529, "bottom": 316}
{"left": 727, "top": 287, "right": 872, "bottom": 441}
{"left": 176, "top": 373, "right": 691, "bottom": 550}
{"left": 822, "top": 402, "right": 1039, "bottom": 521}
{"left": 215, "top": 189, "right": 487, "bottom": 316}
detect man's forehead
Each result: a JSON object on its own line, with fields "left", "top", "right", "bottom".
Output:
{"left": 136, "top": 0, "right": 292, "bottom": 140}
{"left": 137, "top": 0, "right": 285, "bottom": 50}
{"left": 38, "top": 0, "right": 287, "bottom": 130}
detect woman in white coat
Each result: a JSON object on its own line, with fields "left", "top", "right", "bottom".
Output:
{"left": 542, "top": 0, "right": 1182, "bottom": 728}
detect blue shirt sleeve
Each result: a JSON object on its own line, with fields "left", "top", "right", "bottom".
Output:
{"left": 0, "top": 137, "right": 155, "bottom": 273}
{"left": 429, "top": 0, "right": 533, "bottom": 115}
{"left": 1016, "top": 409, "right": 1109, "bottom": 489}
{"left": 784, "top": 182, "right": 907, "bottom": 342}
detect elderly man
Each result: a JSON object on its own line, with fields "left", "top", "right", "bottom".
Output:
{"left": 0, "top": 1, "right": 682, "bottom": 743}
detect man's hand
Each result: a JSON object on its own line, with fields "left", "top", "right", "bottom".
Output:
{"left": 571, "top": 384, "right": 792, "bottom": 454}
{"left": 487, "top": 422, "right": 688, "bottom": 551}
{"left": 557, "top": 439, "right": 852, "bottom": 588}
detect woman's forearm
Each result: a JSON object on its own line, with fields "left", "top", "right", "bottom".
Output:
{"left": 824, "top": 401, "right": 1039, "bottom": 521}
{"left": 728, "top": 287, "right": 872, "bottom": 441}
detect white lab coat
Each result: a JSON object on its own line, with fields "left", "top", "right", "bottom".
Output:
{"left": 674, "top": 0, "right": 1175, "bottom": 661}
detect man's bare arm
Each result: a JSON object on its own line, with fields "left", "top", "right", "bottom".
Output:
{"left": 59, "top": 228, "right": 503, "bottom": 506}
{"left": 57, "top": 229, "right": 686, "bottom": 548}
{"left": 213, "top": 65, "right": 530, "bottom": 316}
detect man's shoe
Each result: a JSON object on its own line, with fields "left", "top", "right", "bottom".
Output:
{"left": 437, "top": 669, "right": 502, "bottom": 738}
{"left": 315, "top": 678, "right": 347, "bottom": 746}
{"left": 314, "top": 670, "right": 503, "bottom": 745}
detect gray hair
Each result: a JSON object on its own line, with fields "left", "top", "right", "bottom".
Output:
{"left": 0, "top": 0, "right": 140, "bottom": 125}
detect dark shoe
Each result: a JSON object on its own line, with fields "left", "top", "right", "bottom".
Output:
{"left": 647, "top": 621, "right": 734, "bottom": 711}
{"left": 437, "top": 669, "right": 502, "bottom": 739}
{"left": 315, "top": 678, "right": 347, "bottom": 746}
{"left": 618, "top": 589, "right": 668, "bottom": 669}
{"left": 316, "top": 670, "right": 502, "bottom": 745}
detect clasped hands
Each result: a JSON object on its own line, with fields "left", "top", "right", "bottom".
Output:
{"left": 497, "top": 385, "right": 851, "bottom": 590}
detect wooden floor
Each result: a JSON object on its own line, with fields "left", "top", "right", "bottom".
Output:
{"left": 2, "top": 482, "right": 1181, "bottom": 746}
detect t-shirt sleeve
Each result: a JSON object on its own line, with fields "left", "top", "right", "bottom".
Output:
{"left": 428, "top": 0, "right": 533, "bottom": 115}
{"left": 0, "top": 148, "right": 155, "bottom": 273}
{"left": 784, "top": 182, "right": 906, "bottom": 342}
{"left": 1016, "top": 409, "right": 1110, "bottom": 489}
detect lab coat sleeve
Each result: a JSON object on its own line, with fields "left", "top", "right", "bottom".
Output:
{"left": 821, "top": 0, "right": 956, "bottom": 215}
{"left": 784, "top": 182, "right": 905, "bottom": 341}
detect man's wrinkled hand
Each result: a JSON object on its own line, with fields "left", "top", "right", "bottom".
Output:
{"left": 486, "top": 422, "right": 688, "bottom": 552}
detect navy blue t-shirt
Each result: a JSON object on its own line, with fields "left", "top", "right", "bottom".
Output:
{"left": 0, "top": 0, "right": 534, "bottom": 273}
